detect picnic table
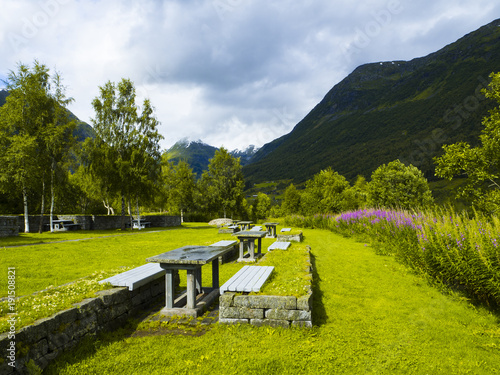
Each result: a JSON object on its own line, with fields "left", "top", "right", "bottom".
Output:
{"left": 237, "top": 221, "right": 253, "bottom": 230}
{"left": 132, "top": 220, "right": 151, "bottom": 229}
{"left": 232, "top": 230, "right": 267, "bottom": 262}
{"left": 50, "top": 220, "right": 80, "bottom": 231}
{"left": 146, "top": 245, "right": 233, "bottom": 315}
{"left": 263, "top": 222, "right": 279, "bottom": 238}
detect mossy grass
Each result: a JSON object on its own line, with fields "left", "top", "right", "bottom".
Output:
{"left": 46, "top": 229, "right": 500, "bottom": 374}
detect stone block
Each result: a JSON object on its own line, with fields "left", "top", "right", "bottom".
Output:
{"left": 297, "top": 291, "right": 313, "bottom": 312}
{"left": 48, "top": 332, "right": 71, "bottom": 351}
{"left": 219, "top": 292, "right": 235, "bottom": 306}
{"left": 219, "top": 306, "right": 264, "bottom": 319}
{"left": 52, "top": 308, "right": 78, "bottom": 329}
{"left": 96, "top": 288, "right": 129, "bottom": 306}
{"left": 73, "top": 297, "right": 102, "bottom": 316}
{"left": 233, "top": 295, "right": 297, "bottom": 310}
{"left": 265, "top": 309, "right": 312, "bottom": 321}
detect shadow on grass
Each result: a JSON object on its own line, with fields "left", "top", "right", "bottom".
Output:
{"left": 310, "top": 251, "right": 327, "bottom": 326}
{"left": 44, "top": 298, "right": 215, "bottom": 374}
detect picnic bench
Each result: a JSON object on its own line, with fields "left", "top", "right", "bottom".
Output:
{"left": 249, "top": 225, "right": 262, "bottom": 231}
{"left": 267, "top": 241, "right": 291, "bottom": 251}
{"left": 220, "top": 266, "right": 274, "bottom": 293}
{"left": 280, "top": 228, "right": 291, "bottom": 232}
{"left": 99, "top": 263, "right": 165, "bottom": 291}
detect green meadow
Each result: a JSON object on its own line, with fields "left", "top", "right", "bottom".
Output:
{"left": 11, "top": 225, "right": 494, "bottom": 374}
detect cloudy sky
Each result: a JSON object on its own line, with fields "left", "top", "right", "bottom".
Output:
{"left": 1, "top": 0, "right": 499, "bottom": 151}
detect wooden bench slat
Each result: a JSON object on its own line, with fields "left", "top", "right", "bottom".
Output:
{"left": 268, "top": 241, "right": 291, "bottom": 251}
{"left": 220, "top": 266, "right": 274, "bottom": 294}
{"left": 99, "top": 263, "right": 165, "bottom": 291}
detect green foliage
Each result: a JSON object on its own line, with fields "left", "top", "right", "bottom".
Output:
{"left": 252, "top": 192, "right": 271, "bottom": 220}
{"left": 159, "top": 159, "right": 196, "bottom": 218}
{"left": 84, "top": 79, "right": 163, "bottom": 225}
{"left": 281, "top": 183, "right": 301, "bottom": 215}
{"left": 288, "top": 208, "right": 500, "bottom": 308}
{"left": 435, "top": 72, "right": 500, "bottom": 214}
{"left": 300, "top": 168, "right": 350, "bottom": 215}
{"left": 368, "top": 160, "right": 434, "bottom": 209}
{"left": 198, "top": 147, "right": 245, "bottom": 218}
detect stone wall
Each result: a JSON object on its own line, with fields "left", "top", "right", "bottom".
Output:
{"left": 12, "top": 215, "right": 181, "bottom": 233}
{"left": 0, "top": 272, "right": 178, "bottom": 374}
{"left": 219, "top": 247, "right": 313, "bottom": 328}
{"left": 0, "top": 216, "right": 19, "bottom": 237}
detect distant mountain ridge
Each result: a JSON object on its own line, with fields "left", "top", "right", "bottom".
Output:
{"left": 243, "top": 18, "right": 500, "bottom": 183}
{"left": 165, "top": 138, "right": 258, "bottom": 178}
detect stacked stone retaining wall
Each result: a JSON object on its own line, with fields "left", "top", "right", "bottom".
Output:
{"left": 0, "top": 272, "right": 178, "bottom": 374}
{"left": 11, "top": 215, "right": 181, "bottom": 233}
{"left": 219, "top": 246, "right": 313, "bottom": 327}
{"left": 0, "top": 216, "right": 19, "bottom": 237}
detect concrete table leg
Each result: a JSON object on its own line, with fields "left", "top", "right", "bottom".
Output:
{"left": 186, "top": 270, "right": 197, "bottom": 309}
{"left": 195, "top": 267, "right": 202, "bottom": 294}
{"left": 165, "top": 269, "right": 174, "bottom": 309}
{"left": 249, "top": 240, "right": 255, "bottom": 261}
{"left": 239, "top": 240, "right": 245, "bottom": 260}
{"left": 212, "top": 259, "right": 219, "bottom": 288}
{"left": 257, "top": 238, "right": 262, "bottom": 257}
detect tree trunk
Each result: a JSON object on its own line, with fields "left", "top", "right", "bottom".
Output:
{"left": 38, "top": 178, "right": 45, "bottom": 233}
{"left": 180, "top": 208, "right": 184, "bottom": 223}
{"left": 50, "top": 168, "right": 55, "bottom": 232}
{"left": 121, "top": 195, "right": 126, "bottom": 230}
{"left": 136, "top": 197, "right": 141, "bottom": 230}
{"left": 23, "top": 185, "right": 29, "bottom": 233}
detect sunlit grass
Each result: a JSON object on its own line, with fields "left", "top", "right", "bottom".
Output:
{"left": 46, "top": 229, "right": 500, "bottom": 374}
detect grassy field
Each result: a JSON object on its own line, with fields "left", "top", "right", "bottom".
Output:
{"left": 42, "top": 227, "right": 500, "bottom": 374}
{"left": 0, "top": 224, "right": 279, "bottom": 298}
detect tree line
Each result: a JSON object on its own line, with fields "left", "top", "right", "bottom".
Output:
{"left": 1, "top": 61, "right": 498, "bottom": 229}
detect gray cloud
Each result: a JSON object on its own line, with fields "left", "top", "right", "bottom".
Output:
{"left": 0, "top": 0, "right": 498, "bottom": 150}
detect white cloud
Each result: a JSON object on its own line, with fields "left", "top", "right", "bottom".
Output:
{"left": 0, "top": 0, "right": 498, "bottom": 150}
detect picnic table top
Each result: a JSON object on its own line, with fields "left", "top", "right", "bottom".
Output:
{"left": 232, "top": 230, "right": 267, "bottom": 238}
{"left": 146, "top": 245, "right": 231, "bottom": 265}
{"left": 263, "top": 222, "right": 280, "bottom": 226}
{"left": 237, "top": 221, "right": 253, "bottom": 224}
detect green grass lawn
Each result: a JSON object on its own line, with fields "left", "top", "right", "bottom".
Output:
{"left": 0, "top": 223, "right": 278, "bottom": 298}
{"left": 44, "top": 228, "right": 500, "bottom": 374}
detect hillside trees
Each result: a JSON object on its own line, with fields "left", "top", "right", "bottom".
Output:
{"left": 368, "top": 160, "right": 434, "bottom": 209}
{"left": 435, "top": 72, "right": 500, "bottom": 214}
{"left": 0, "top": 61, "right": 75, "bottom": 232}
{"left": 199, "top": 148, "right": 245, "bottom": 218}
{"left": 300, "top": 168, "right": 350, "bottom": 215}
{"left": 161, "top": 159, "right": 196, "bottom": 222}
{"left": 84, "top": 79, "right": 163, "bottom": 229}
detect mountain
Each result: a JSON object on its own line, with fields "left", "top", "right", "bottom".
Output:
{"left": 165, "top": 139, "right": 258, "bottom": 178}
{"left": 0, "top": 89, "right": 94, "bottom": 142}
{"left": 243, "top": 18, "right": 500, "bottom": 183}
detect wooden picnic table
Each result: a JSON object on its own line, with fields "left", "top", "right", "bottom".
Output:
{"left": 232, "top": 230, "right": 267, "bottom": 262}
{"left": 146, "top": 245, "right": 233, "bottom": 313}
